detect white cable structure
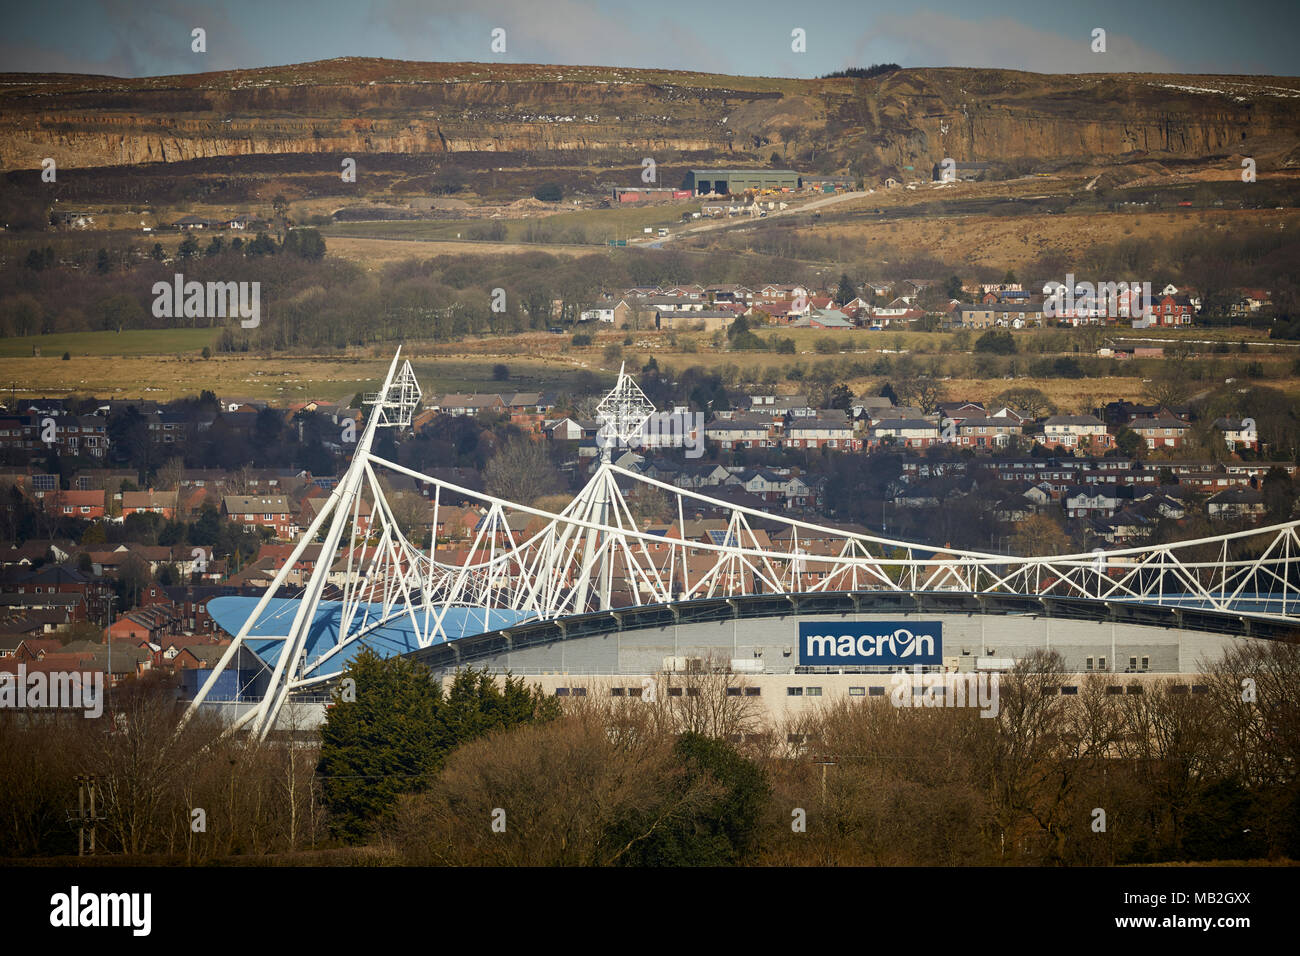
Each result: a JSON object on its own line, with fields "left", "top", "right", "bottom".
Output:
{"left": 184, "top": 350, "right": 1300, "bottom": 736}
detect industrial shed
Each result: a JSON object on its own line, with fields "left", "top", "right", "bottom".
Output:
{"left": 687, "top": 169, "right": 802, "bottom": 195}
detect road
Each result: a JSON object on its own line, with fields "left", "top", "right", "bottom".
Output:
{"left": 635, "top": 189, "right": 870, "bottom": 245}
{"left": 1111, "top": 336, "right": 1300, "bottom": 349}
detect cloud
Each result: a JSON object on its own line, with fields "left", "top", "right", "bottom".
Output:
{"left": 2, "top": 0, "right": 253, "bottom": 76}
{"left": 860, "top": 12, "right": 1182, "bottom": 74}
{"left": 376, "top": 0, "right": 619, "bottom": 65}
{"left": 373, "top": 0, "right": 738, "bottom": 73}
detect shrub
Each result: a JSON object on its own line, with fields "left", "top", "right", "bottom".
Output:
{"left": 1052, "top": 357, "right": 1084, "bottom": 378}
{"left": 974, "top": 330, "right": 1016, "bottom": 355}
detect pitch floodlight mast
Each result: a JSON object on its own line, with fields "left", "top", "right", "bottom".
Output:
{"left": 595, "top": 362, "right": 655, "bottom": 457}
{"left": 184, "top": 351, "right": 1300, "bottom": 735}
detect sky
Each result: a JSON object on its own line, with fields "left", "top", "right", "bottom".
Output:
{"left": 2, "top": 0, "right": 1297, "bottom": 79}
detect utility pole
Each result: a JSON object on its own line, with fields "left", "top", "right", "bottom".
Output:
{"left": 70, "top": 774, "right": 105, "bottom": 855}
{"left": 107, "top": 594, "right": 115, "bottom": 702}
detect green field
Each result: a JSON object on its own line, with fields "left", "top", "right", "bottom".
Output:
{"left": 322, "top": 200, "right": 701, "bottom": 245}
{"left": 0, "top": 329, "right": 220, "bottom": 359}
{"left": 406, "top": 357, "right": 615, "bottom": 395}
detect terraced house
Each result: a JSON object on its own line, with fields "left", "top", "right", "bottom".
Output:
{"left": 1129, "top": 413, "right": 1191, "bottom": 450}
{"left": 704, "top": 416, "right": 774, "bottom": 449}
{"left": 43, "top": 489, "right": 106, "bottom": 519}
{"left": 953, "top": 415, "right": 1023, "bottom": 449}
{"left": 1213, "top": 418, "right": 1259, "bottom": 452}
{"left": 0, "top": 414, "right": 109, "bottom": 458}
{"left": 866, "top": 418, "right": 941, "bottom": 449}
{"left": 429, "top": 394, "right": 506, "bottom": 417}
{"left": 783, "top": 414, "right": 860, "bottom": 451}
{"left": 221, "top": 495, "right": 297, "bottom": 538}
{"left": 1039, "top": 414, "right": 1114, "bottom": 453}
{"left": 122, "top": 489, "right": 178, "bottom": 519}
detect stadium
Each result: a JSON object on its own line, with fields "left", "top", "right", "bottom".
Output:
{"left": 188, "top": 352, "right": 1299, "bottom": 733}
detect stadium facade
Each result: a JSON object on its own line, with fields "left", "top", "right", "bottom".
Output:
{"left": 189, "top": 354, "right": 1299, "bottom": 733}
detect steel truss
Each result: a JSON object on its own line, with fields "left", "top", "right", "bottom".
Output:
{"left": 184, "top": 351, "right": 1300, "bottom": 736}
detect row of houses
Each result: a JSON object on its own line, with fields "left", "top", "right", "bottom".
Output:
{"left": 0, "top": 414, "right": 111, "bottom": 459}
{"left": 680, "top": 400, "right": 1256, "bottom": 457}
{"left": 1054, "top": 484, "right": 1266, "bottom": 534}
{"left": 582, "top": 278, "right": 1272, "bottom": 331}
{"left": 171, "top": 214, "right": 265, "bottom": 231}
{"left": 536, "top": 394, "right": 1260, "bottom": 464}
{"left": 579, "top": 290, "right": 900, "bottom": 330}
{"left": 4, "top": 474, "right": 368, "bottom": 543}
{"left": 424, "top": 392, "right": 558, "bottom": 432}
{"left": 576, "top": 277, "right": 1224, "bottom": 331}
{"left": 0, "top": 396, "right": 371, "bottom": 466}
{"left": 953, "top": 294, "right": 1196, "bottom": 329}
{"left": 930, "top": 455, "right": 1292, "bottom": 490}
{"left": 0, "top": 630, "right": 245, "bottom": 686}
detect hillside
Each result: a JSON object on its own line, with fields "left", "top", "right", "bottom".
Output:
{"left": 2, "top": 58, "right": 1299, "bottom": 180}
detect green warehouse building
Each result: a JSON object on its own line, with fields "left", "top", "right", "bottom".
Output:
{"left": 686, "top": 168, "right": 803, "bottom": 196}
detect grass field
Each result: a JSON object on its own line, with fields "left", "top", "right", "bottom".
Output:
{"left": 3, "top": 325, "right": 1296, "bottom": 408}
{"left": 0, "top": 347, "right": 616, "bottom": 403}
{"left": 740, "top": 206, "right": 1300, "bottom": 272}
{"left": 322, "top": 199, "right": 702, "bottom": 245}
{"left": 0, "top": 328, "right": 219, "bottom": 359}
{"left": 325, "top": 236, "right": 592, "bottom": 268}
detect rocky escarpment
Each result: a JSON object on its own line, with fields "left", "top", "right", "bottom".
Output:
{"left": 1, "top": 58, "right": 1297, "bottom": 175}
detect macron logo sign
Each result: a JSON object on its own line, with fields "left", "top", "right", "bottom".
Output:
{"left": 799, "top": 622, "right": 942, "bottom": 666}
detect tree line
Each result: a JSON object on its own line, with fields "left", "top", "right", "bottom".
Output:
{"left": 1, "top": 640, "right": 1294, "bottom": 864}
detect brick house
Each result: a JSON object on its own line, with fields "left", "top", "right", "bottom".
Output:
{"left": 1149, "top": 294, "right": 1195, "bottom": 326}
{"left": 866, "top": 418, "right": 942, "bottom": 449}
{"left": 782, "top": 415, "right": 860, "bottom": 451}
{"left": 300, "top": 495, "right": 371, "bottom": 536}
{"left": 953, "top": 416, "right": 1022, "bottom": 449}
{"left": 1206, "top": 489, "right": 1266, "bottom": 520}
{"left": 221, "top": 495, "right": 297, "bottom": 538}
{"left": 430, "top": 394, "right": 506, "bottom": 417}
{"left": 705, "top": 416, "right": 775, "bottom": 449}
{"left": 107, "top": 605, "right": 182, "bottom": 644}
{"left": 45, "top": 489, "right": 106, "bottom": 520}
{"left": 1064, "top": 484, "right": 1120, "bottom": 519}
{"left": 1129, "top": 414, "right": 1190, "bottom": 450}
{"left": 1040, "top": 415, "right": 1114, "bottom": 453}
{"left": 1212, "top": 418, "right": 1259, "bottom": 453}
{"left": 122, "top": 489, "right": 179, "bottom": 519}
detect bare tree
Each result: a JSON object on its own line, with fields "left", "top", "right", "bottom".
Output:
{"left": 383, "top": 710, "right": 721, "bottom": 866}
{"left": 1010, "top": 513, "right": 1070, "bottom": 557}
{"left": 895, "top": 376, "right": 945, "bottom": 414}
{"left": 80, "top": 674, "right": 220, "bottom": 855}
{"left": 484, "top": 437, "right": 561, "bottom": 504}
{"left": 653, "top": 655, "right": 764, "bottom": 740}
{"left": 222, "top": 463, "right": 256, "bottom": 497}
{"left": 385, "top": 490, "right": 430, "bottom": 540}
{"left": 1142, "top": 347, "right": 1195, "bottom": 410}
{"left": 155, "top": 456, "right": 185, "bottom": 492}
{"left": 993, "top": 386, "right": 1054, "bottom": 419}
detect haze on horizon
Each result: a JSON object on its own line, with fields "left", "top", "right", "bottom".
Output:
{"left": 2, "top": 0, "right": 1297, "bottom": 81}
